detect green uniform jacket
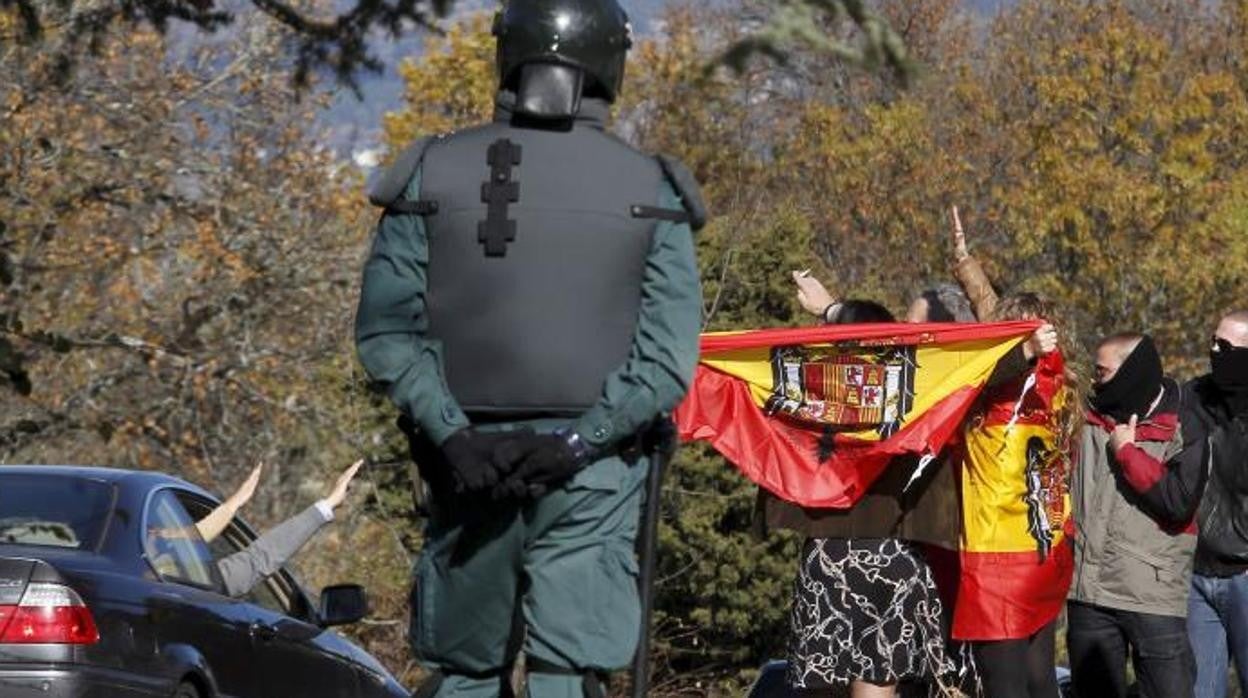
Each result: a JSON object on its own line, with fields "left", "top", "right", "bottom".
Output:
{"left": 353, "top": 166, "right": 702, "bottom": 452}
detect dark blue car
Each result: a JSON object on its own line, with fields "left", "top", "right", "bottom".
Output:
{"left": 0, "top": 465, "right": 409, "bottom": 698}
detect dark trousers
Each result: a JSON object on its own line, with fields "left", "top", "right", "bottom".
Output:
{"left": 1066, "top": 600, "right": 1194, "bottom": 698}
{"left": 972, "top": 620, "right": 1058, "bottom": 698}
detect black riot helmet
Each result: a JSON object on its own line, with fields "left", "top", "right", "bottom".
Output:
{"left": 493, "top": 0, "right": 632, "bottom": 118}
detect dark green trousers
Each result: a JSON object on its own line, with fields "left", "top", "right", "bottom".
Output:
{"left": 410, "top": 453, "right": 648, "bottom": 697}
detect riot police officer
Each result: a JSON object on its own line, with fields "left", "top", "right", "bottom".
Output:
{"left": 353, "top": 0, "right": 704, "bottom": 693}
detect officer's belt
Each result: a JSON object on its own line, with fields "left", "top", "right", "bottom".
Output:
{"left": 381, "top": 197, "right": 691, "bottom": 225}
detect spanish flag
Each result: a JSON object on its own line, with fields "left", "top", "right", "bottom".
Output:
{"left": 953, "top": 351, "right": 1073, "bottom": 640}
{"left": 673, "top": 321, "right": 1041, "bottom": 508}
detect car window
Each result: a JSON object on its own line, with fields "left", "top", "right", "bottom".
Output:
{"left": 0, "top": 474, "right": 115, "bottom": 550}
{"left": 143, "top": 490, "right": 219, "bottom": 590}
{"left": 177, "top": 495, "right": 293, "bottom": 616}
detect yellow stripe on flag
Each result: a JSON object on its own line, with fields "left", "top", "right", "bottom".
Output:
{"left": 702, "top": 337, "right": 1025, "bottom": 441}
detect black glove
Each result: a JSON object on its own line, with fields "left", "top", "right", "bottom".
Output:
{"left": 491, "top": 430, "right": 595, "bottom": 500}
{"left": 441, "top": 428, "right": 532, "bottom": 493}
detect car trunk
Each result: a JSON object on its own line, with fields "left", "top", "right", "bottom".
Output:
{"left": 0, "top": 556, "right": 93, "bottom": 664}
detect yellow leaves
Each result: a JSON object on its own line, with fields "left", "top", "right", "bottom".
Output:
{"left": 383, "top": 14, "right": 497, "bottom": 152}
{"left": 628, "top": 8, "right": 705, "bottom": 86}
{"left": 682, "top": 0, "right": 1248, "bottom": 364}
{"left": 776, "top": 97, "right": 960, "bottom": 294}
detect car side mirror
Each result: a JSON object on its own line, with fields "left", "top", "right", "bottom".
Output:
{"left": 319, "top": 584, "right": 368, "bottom": 627}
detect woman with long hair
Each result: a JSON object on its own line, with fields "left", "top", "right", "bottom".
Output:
{"left": 953, "top": 292, "right": 1086, "bottom": 698}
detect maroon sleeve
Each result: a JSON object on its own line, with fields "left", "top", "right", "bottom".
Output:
{"left": 1110, "top": 430, "right": 1209, "bottom": 527}
{"left": 1114, "top": 443, "right": 1165, "bottom": 493}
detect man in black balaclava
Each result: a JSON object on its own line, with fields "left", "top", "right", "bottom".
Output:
{"left": 1185, "top": 311, "right": 1248, "bottom": 698}
{"left": 1067, "top": 333, "right": 1208, "bottom": 698}
{"left": 1089, "top": 333, "right": 1165, "bottom": 424}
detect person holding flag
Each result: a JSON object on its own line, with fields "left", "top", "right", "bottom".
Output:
{"left": 748, "top": 269, "right": 1054, "bottom": 697}
{"left": 768, "top": 296, "right": 960, "bottom": 697}
{"left": 945, "top": 209, "right": 1085, "bottom": 696}
{"left": 951, "top": 292, "right": 1074, "bottom": 698}
{"left": 677, "top": 307, "right": 1063, "bottom": 696}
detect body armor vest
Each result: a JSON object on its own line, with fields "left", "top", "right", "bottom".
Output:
{"left": 417, "top": 117, "right": 666, "bottom": 417}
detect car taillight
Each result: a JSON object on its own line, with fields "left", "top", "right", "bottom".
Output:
{"left": 0, "top": 583, "right": 99, "bottom": 644}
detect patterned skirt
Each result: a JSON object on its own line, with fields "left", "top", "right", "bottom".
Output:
{"left": 787, "top": 537, "right": 961, "bottom": 691}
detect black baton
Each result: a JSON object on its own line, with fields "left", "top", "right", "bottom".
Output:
{"left": 631, "top": 417, "right": 676, "bottom": 698}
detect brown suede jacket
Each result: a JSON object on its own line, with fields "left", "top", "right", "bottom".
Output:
{"left": 953, "top": 254, "right": 999, "bottom": 320}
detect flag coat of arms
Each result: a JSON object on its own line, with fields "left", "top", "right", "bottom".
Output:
{"left": 675, "top": 321, "right": 1042, "bottom": 509}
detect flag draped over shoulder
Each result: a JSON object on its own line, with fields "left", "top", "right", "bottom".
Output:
{"left": 953, "top": 351, "right": 1074, "bottom": 640}
{"left": 674, "top": 321, "right": 1041, "bottom": 509}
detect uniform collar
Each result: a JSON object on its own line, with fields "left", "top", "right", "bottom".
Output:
{"left": 493, "top": 91, "right": 610, "bottom": 130}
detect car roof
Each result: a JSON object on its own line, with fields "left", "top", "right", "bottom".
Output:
{"left": 0, "top": 465, "right": 217, "bottom": 500}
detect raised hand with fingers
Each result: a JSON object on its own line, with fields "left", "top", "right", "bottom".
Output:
{"left": 229, "top": 462, "right": 264, "bottom": 509}
{"left": 792, "top": 270, "right": 838, "bottom": 319}
{"left": 950, "top": 205, "right": 969, "bottom": 263}
{"left": 323, "top": 459, "right": 365, "bottom": 511}
{"left": 195, "top": 462, "right": 265, "bottom": 543}
{"left": 1110, "top": 414, "right": 1139, "bottom": 454}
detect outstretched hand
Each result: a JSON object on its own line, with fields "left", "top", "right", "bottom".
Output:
{"left": 324, "top": 459, "right": 364, "bottom": 511}
{"left": 950, "top": 205, "right": 969, "bottom": 262}
{"left": 1110, "top": 414, "right": 1139, "bottom": 454}
{"left": 227, "top": 462, "right": 264, "bottom": 510}
{"left": 196, "top": 462, "right": 264, "bottom": 544}
{"left": 792, "top": 270, "right": 836, "bottom": 317}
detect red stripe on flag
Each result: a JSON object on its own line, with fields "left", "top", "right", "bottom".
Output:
{"left": 674, "top": 364, "right": 986, "bottom": 508}
{"left": 699, "top": 320, "right": 1041, "bottom": 354}
{"left": 951, "top": 539, "right": 1073, "bottom": 641}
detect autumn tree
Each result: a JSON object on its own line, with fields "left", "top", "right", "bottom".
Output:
{"left": 941, "top": 0, "right": 1248, "bottom": 372}
{"left": 0, "top": 0, "right": 445, "bottom": 87}
{"left": 0, "top": 8, "right": 419, "bottom": 681}
{"left": 9, "top": 0, "right": 1248, "bottom": 693}
{"left": 751, "top": 0, "right": 1248, "bottom": 375}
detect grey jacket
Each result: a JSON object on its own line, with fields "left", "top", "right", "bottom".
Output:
{"left": 1068, "top": 381, "right": 1207, "bottom": 618}
{"left": 217, "top": 503, "right": 331, "bottom": 597}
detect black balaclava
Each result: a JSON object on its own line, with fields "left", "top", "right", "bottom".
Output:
{"left": 1211, "top": 338, "right": 1248, "bottom": 416}
{"left": 1091, "top": 335, "right": 1163, "bottom": 423}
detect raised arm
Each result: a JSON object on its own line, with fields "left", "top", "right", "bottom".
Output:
{"left": 948, "top": 206, "right": 1000, "bottom": 320}
{"left": 196, "top": 462, "right": 263, "bottom": 544}
{"left": 217, "top": 460, "right": 363, "bottom": 597}
{"left": 793, "top": 270, "right": 841, "bottom": 322}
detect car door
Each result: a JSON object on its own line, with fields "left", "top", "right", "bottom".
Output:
{"left": 142, "top": 489, "right": 263, "bottom": 698}
{"left": 244, "top": 585, "right": 361, "bottom": 698}
{"left": 181, "top": 495, "right": 360, "bottom": 698}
